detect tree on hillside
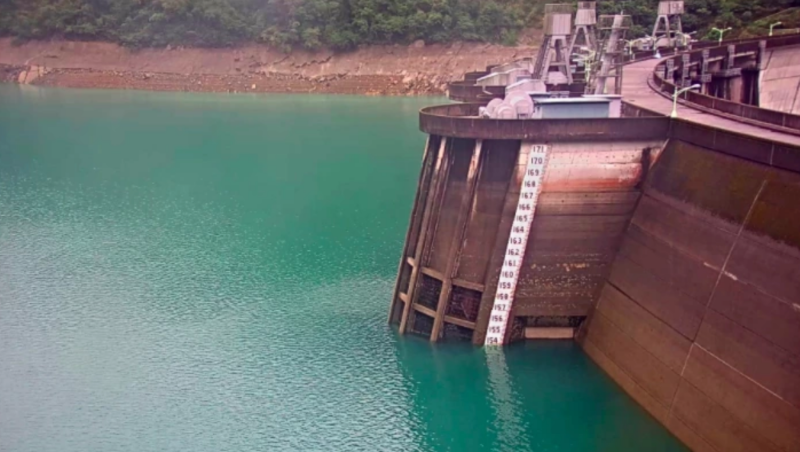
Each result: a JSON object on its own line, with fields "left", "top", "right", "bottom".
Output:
{"left": 0, "top": 0, "right": 795, "bottom": 48}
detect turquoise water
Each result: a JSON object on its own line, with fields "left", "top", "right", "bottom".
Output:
{"left": 0, "top": 84, "right": 687, "bottom": 452}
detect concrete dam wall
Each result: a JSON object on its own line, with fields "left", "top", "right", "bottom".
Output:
{"left": 760, "top": 44, "right": 800, "bottom": 114}
{"left": 580, "top": 129, "right": 800, "bottom": 452}
{"left": 389, "top": 105, "right": 800, "bottom": 451}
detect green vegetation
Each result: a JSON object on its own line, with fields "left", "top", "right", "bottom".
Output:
{"left": 598, "top": 1, "right": 797, "bottom": 40}
{"left": 0, "top": 0, "right": 795, "bottom": 50}
{"left": 0, "top": 0, "right": 535, "bottom": 49}
{"left": 732, "top": 7, "right": 800, "bottom": 39}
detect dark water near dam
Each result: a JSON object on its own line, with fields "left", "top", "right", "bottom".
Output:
{"left": 0, "top": 84, "right": 687, "bottom": 452}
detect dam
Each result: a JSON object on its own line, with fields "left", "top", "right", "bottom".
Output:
{"left": 389, "top": 16, "right": 800, "bottom": 452}
{"left": 0, "top": 3, "right": 797, "bottom": 452}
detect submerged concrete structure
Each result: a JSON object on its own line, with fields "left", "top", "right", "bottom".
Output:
{"left": 391, "top": 33, "right": 800, "bottom": 452}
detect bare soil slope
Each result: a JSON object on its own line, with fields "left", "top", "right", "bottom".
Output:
{"left": 0, "top": 37, "right": 539, "bottom": 95}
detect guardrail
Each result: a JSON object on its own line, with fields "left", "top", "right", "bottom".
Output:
{"left": 650, "top": 33, "right": 800, "bottom": 134}
{"left": 418, "top": 101, "right": 800, "bottom": 173}
{"left": 419, "top": 103, "right": 670, "bottom": 140}
{"left": 446, "top": 82, "right": 505, "bottom": 102}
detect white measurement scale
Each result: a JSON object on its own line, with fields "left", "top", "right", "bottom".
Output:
{"left": 485, "top": 143, "right": 549, "bottom": 346}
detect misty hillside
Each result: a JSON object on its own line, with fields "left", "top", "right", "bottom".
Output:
{"left": 0, "top": 0, "right": 795, "bottom": 50}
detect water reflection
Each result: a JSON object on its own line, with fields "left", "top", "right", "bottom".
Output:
{"left": 485, "top": 348, "right": 528, "bottom": 451}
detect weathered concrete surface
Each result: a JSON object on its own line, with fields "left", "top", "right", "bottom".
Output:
{"left": 759, "top": 45, "right": 800, "bottom": 114}
{"left": 388, "top": 130, "right": 664, "bottom": 344}
{"left": 510, "top": 141, "right": 662, "bottom": 322}
{"left": 579, "top": 139, "right": 800, "bottom": 452}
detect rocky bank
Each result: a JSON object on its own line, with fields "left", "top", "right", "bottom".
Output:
{"left": 0, "top": 38, "right": 539, "bottom": 95}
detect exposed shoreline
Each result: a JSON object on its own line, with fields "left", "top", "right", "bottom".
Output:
{"left": 1, "top": 65, "right": 431, "bottom": 96}
{"left": 0, "top": 38, "right": 537, "bottom": 96}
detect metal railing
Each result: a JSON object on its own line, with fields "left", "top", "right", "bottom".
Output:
{"left": 649, "top": 33, "right": 800, "bottom": 134}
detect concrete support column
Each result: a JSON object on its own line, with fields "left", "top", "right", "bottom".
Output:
{"left": 754, "top": 40, "right": 767, "bottom": 106}
{"left": 726, "top": 45, "right": 736, "bottom": 71}
{"left": 666, "top": 59, "right": 675, "bottom": 84}
{"left": 680, "top": 53, "right": 690, "bottom": 87}
{"left": 723, "top": 44, "right": 737, "bottom": 100}
{"left": 389, "top": 136, "right": 438, "bottom": 324}
{"left": 398, "top": 138, "right": 450, "bottom": 334}
{"left": 430, "top": 140, "right": 483, "bottom": 342}
{"left": 700, "top": 49, "right": 711, "bottom": 94}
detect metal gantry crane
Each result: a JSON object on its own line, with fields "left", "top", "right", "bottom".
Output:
{"left": 591, "top": 14, "right": 632, "bottom": 95}
{"left": 568, "top": 2, "right": 599, "bottom": 56}
{"left": 652, "top": 1, "right": 685, "bottom": 48}
{"left": 533, "top": 4, "right": 575, "bottom": 85}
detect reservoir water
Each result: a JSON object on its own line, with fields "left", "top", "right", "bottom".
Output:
{"left": 0, "top": 84, "right": 687, "bottom": 452}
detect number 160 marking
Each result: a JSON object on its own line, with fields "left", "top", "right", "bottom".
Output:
{"left": 485, "top": 143, "right": 549, "bottom": 346}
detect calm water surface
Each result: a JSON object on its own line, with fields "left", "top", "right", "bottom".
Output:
{"left": 0, "top": 84, "right": 687, "bottom": 452}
